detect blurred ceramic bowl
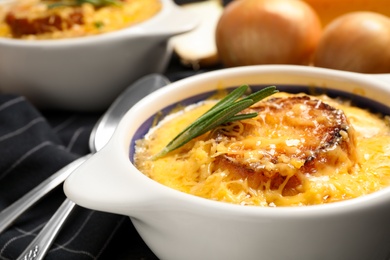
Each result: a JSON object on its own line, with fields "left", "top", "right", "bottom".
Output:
{"left": 64, "top": 65, "right": 390, "bottom": 260}
{"left": 0, "top": 0, "right": 197, "bottom": 111}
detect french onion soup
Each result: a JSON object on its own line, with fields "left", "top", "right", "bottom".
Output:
{"left": 134, "top": 86, "right": 390, "bottom": 207}
{"left": 0, "top": 0, "right": 161, "bottom": 39}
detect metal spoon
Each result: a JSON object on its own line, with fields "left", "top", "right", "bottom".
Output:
{"left": 2, "top": 74, "right": 170, "bottom": 260}
{"left": 0, "top": 74, "right": 169, "bottom": 234}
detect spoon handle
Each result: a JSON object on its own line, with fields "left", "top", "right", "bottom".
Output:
{"left": 15, "top": 73, "right": 171, "bottom": 259}
{"left": 18, "top": 199, "right": 76, "bottom": 260}
{"left": 0, "top": 155, "right": 90, "bottom": 234}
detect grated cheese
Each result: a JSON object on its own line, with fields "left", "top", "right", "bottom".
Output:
{"left": 134, "top": 92, "right": 390, "bottom": 207}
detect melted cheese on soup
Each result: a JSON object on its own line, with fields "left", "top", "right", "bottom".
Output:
{"left": 0, "top": 0, "right": 161, "bottom": 39}
{"left": 134, "top": 92, "right": 390, "bottom": 207}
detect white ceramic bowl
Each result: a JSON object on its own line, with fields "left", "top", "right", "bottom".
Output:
{"left": 64, "top": 65, "right": 390, "bottom": 260}
{"left": 0, "top": 0, "right": 197, "bottom": 111}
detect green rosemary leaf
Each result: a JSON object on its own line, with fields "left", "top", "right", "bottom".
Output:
{"left": 77, "top": 0, "right": 121, "bottom": 7}
{"left": 181, "top": 85, "right": 249, "bottom": 131}
{"left": 151, "top": 85, "right": 278, "bottom": 160}
{"left": 94, "top": 21, "right": 104, "bottom": 29}
{"left": 192, "top": 99, "right": 254, "bottom": 137}
{"left": 77, "top": 0, "right": 96, "bottom": 5}
{"left": 151, "top": 100, "right": 253, "bottom": 160}
{"left": 47, "top": 2, "right": 77, "bottom": 8}
{"left": 204, "top": 85, "right": 249, "bottom": 115}
{"left": 241, "top": 85, "right": 278, "bottom": 103}
{"left": 46, "top": 0, "right": 121, "bottom": 8}
{"left": 102, "top": 0, "right": 122, "bottom": 6}
{"left": 223, "top": 113, "right": 258, "bottom": 124}
{"left": 160, "top": 85, "right": 250, "bottom": 147}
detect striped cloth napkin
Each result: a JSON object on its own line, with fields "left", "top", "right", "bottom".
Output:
{"left": 0, "top": 94, "right": 158, "bottom": 259}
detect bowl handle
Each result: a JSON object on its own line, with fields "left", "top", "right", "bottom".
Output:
{"left": 64, "top": 144, "right": 158, "bottom": 217}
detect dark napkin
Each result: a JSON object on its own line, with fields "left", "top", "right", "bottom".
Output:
{"left": 0, "top": 94, "right": 160, "bottom": 260}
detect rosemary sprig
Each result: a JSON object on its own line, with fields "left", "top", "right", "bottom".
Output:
{"left": 46, "top": 0, "right": 122, "bottom": 9}
{"left": 151, "top": 85, "right": 278, "bottom": 160}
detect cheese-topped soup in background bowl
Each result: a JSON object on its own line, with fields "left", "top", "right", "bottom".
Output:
{"left": 64, "top": 65, "right": 390, "bottom": 260}
{"left": 0, "top": 0, "right": 197, "bottom": 111}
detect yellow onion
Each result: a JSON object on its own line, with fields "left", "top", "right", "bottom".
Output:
{"left": 313, "top": 12, "right": 390, "bottom": 73}
{"left": 215, "top": 0, "right": 322, "bottom": 67}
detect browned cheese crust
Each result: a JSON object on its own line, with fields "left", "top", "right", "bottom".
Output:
{"left": 212, "top": 96, "right": 357, "bottom": 196}
{"left": 5, "top": 9, "right": 84, "bottom": 37}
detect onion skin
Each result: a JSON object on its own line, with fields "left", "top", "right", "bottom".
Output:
{"left": 215, "top": 0, "right": 322, "bottom": 67}
{"left": 313, "top": 12, "right": 390, "bottom": 73}
{"left": 303, "top": 0, "right": 390, "bottom": 26}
